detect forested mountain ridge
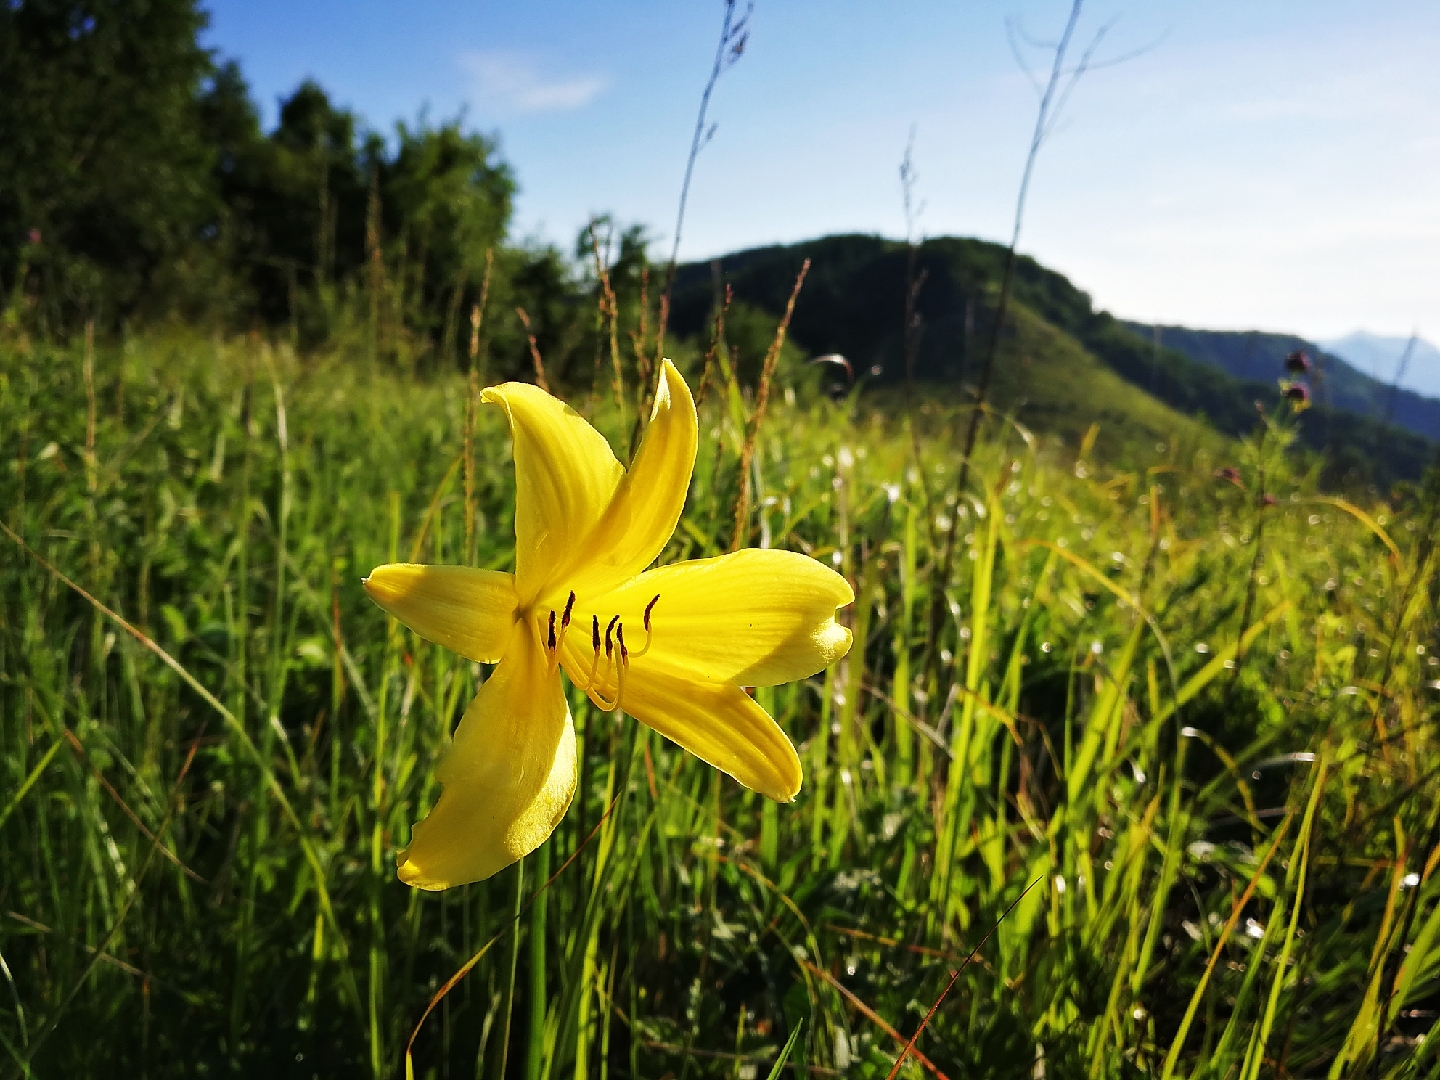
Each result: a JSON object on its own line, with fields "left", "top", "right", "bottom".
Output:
{"left": 1124, "top": 322, "right": 1440, "bottom": 442}
{"left": 1322, "top": 330, "right": 1440, "bottom": 400}
{"left": 669, "top": 233, "right": 1434, "bottom": 482}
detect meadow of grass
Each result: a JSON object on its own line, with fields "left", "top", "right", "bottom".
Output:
{"left": 1, "top": 322, "right": 1438, "bottom": 1079}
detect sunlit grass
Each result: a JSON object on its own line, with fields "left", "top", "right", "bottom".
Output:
{"left": 1, "top": 328, "right": 1437, "bottom": 1078}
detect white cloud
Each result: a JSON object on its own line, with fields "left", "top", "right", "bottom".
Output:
{"left": 461, "top": 50, "right": 606, "bottom": 114}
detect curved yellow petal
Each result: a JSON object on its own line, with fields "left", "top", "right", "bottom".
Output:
{"left": 398, "top": 630, "right": 576, "bottom": 890}
{"left": 554, "top": 359, "right": 698, "bottom": 603}
{"left": 597, "top": 660, "right": 803, "bottom": 802}
{"left": 364, "top": 564, "right": 519, "bottom": 664}
{"left": 583, "top": 549, "right": 853, "bottom": 687}
{"left": 482, "top": 381, "right": 624, "bottom": 605}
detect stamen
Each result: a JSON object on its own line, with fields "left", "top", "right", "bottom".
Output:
{"left": 580, "top": 611, "right": 629, "bottom": 714}
{"left": 541, "top": 609, "right": 559, "bottom": 672}
{"left": 548, "top": 591, "right": 577, "bottom": 674}
{"left": 584, "top": 615, "right": 605, "bottom": 691}
{"left": 629, "top": 594, "right": 660, "bottom": 658}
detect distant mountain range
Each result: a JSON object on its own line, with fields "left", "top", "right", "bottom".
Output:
{"left": 1320, "top": 332, "right": 1440, "bottom": 401}
{"left": 669, "top": 233, "right": 1435, "bottom": 484}
{"left": 1120, "top": 324, "right": 1440, "bottom": 443}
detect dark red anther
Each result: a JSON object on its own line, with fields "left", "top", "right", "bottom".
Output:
{"left": 562, "top": 591, "right": 575, "bottom": 630}
{"left": 617, "top": 624, "right": 628, "bottom": 662}
{"left": 643, "top": 594, "right": 660, "bottom": 632}
{"left": 605, "top": 615, "right": 619, "bottom": 658}
{"left": 591, "top": 614, "right": 601, "bottom": 652}
{"left": 547, "top": 610, "right": 556, "bottom": 650}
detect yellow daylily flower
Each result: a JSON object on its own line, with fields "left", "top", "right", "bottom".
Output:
{"left": 364, "top": 360, "right": 853, "bottom": 890}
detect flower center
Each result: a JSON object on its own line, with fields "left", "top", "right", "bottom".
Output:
{"left": 535, "top": 591, "right": 660, "bottom": 715}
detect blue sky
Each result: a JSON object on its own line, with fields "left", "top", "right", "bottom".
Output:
{"left": 203, "top": 1, "right": 1439, "bottom": 360}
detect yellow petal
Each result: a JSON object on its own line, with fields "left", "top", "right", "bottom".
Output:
{"left": 482, "top": 381, "right": 624, "bottom": 605}
{"left": 398, "top": 630, "right": 576, "bottom": 890}
{"left": 556, "top": 360, "right": 698, "bottom": 602}
{"left": 364, "top": 564, "right": 519, "bottom": 664}
{"left": 615, "top": 664, "right": 802, "bottom": 802}
{"left": 584, "top": 548, "right": 854, "bottom": 687}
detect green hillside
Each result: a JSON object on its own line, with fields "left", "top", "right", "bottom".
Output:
{"left": 670, "top": 234, "right": 1435, "bottom": 483}
{"left": 873, "top": 298, "right": 1226, "bottom": 467}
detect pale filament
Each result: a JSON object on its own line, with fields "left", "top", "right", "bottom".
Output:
{"left": 587, "top": 662, "right": 623, "bottom": 713}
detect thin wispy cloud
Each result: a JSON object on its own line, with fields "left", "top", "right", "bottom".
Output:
{"left": 461, "top": 50, "right": 606, "bottom": 114}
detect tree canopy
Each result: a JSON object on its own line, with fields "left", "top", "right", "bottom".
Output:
{"left": 1, "top": 0, "right": 521, "bottom": 359}
{"left": 1, "top": 0, "right": 215, "bottom": 318}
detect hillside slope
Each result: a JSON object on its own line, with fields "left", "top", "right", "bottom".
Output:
{"left": 671, "top": 234, "right": 1434, "bottom": 483}
{"left": 882, "top": 297, "right": 1226, "bottom": 465}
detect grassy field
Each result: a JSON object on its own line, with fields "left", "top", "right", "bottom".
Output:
{"left": 1, "top": 325, "right": 1438, "bottom": 1079}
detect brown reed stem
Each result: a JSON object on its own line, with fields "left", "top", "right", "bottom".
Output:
{"left": 925, "top": 0, "right": 1095, "bottom": 701}
{"left": 698, "top": 284, "right": 732, "bottom": 408}
{"left": 657, "top": 0, "right": 752, "bottom": 356}
{"left": 515, "top": 307, "right": 549, "bottom": 393}
{"left": 83, "top": 319, "right": 96, "bottom": 494}
{"left": 628, "top": 265, "right": 655, "bottom": 453}
{"left": 588, "top": 223, "right": 627, "bottom": 443}
{"left": 471, "top": 247, "right": 493, "bottom": 384}
{"left": 731, "top": 258, "right": 809, "bottom": 551}
{"left": 464, "top": 369, "right": 478, "bottom": 564}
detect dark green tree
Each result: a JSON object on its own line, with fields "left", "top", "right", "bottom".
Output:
{"left": 0, "top": 0, "right": 216, "bottom": 322}
{"left": 201, "top": 78, "right": 370, "bottom": 334}
{"left": 384, "top": 121, "right": 513, "bottom": 348}
{"left": 196, "top": 74, "right": 514, "bottom": 352}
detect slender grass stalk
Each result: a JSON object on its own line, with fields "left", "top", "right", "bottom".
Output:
{"left": 495, "top": 860, "right": 524, "bottom": 1080}
{"left": 526, "top": 841, "right": 549, "bottom": 1080}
